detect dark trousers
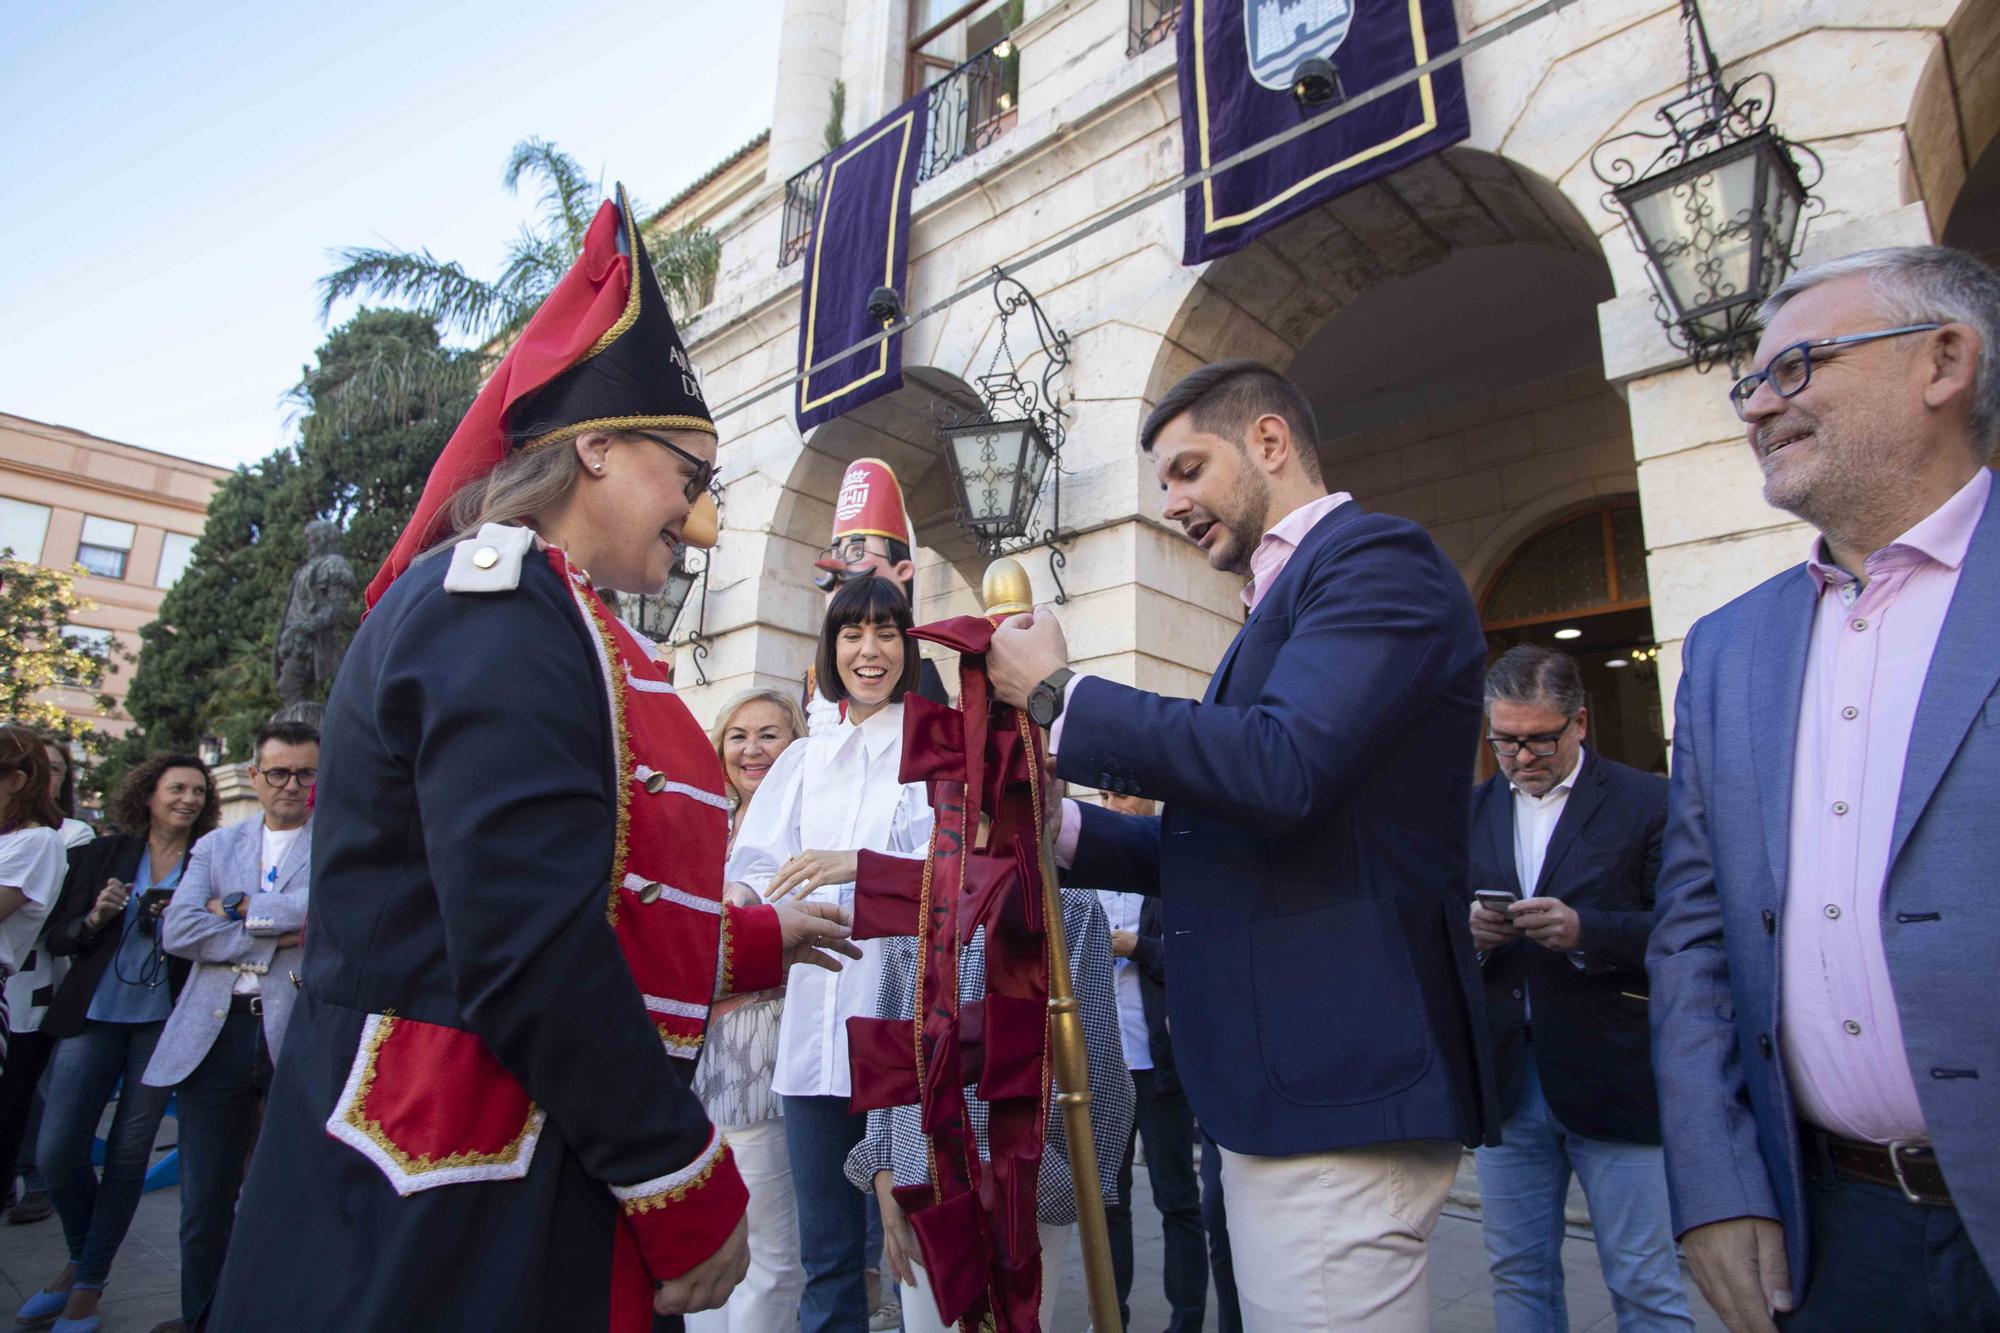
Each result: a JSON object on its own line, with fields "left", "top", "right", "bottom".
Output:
{"left": 1781, "top": 1156, "right": 2000, "bottom": 1331}
{"left": 0, "top": 1029, "right": 55, "bottom": 1192}
{"left": 39, "top": 1019, "right": 172, "bottom": 1286}
{"left": 175, "top": 1009, "right": 273, "bottom": 1327}
{"left": 1198, "top": 1130, "right": 1241, "bottom": 1333}
{"left": 781, "top": 1093, "right": 868, "bottom": 1333}
{"left": 1108, "top": 1068, "right": 1206, "bottom": 1332}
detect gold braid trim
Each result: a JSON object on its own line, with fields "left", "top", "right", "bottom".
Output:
{"left": 719, "top": 904, "right": 736, "bottom": 998}
{"left": 619, "top": 1146, "right": 725, "bottom": 1215}
{"left": 520, "top": 415, "right": 717, "bottom": 453}
{"left": 569, "top": 579, "right": 632, "bottom": 926}
{"left": 343, "top": 1016, "right": 541, "bottom": 1173}
{"left": 580, "top": 190, "right": 645, "bottom": 363}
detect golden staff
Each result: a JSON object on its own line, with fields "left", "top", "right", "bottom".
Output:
{"left": 983, "top": 558, "right": 1122, "bottom": 1333}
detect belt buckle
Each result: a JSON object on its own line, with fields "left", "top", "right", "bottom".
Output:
{"left": 247, "top": 994, "right": 264, "bottom": 1018}
{"left": 1885, "top": 1139, "right": 1926, "bottom": 1205}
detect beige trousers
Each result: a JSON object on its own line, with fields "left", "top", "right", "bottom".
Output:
{"left": 1218, "top": 1138, "right": 1462, "bottom": 1332}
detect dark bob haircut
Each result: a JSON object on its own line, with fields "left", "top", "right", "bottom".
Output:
{"left": 815, "top": 576, "right": 921, "bottom": 707}
{"left": 1139, "top": 358, "right": 1324, "bottom": 483}
{"left": 108, "top": 753, "right": 220, "bottom": 840}
{"left": 0, "top": 726, "right": 63, "bottom": 832}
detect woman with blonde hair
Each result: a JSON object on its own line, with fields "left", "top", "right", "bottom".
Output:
{"left": 687, "top": 689, "right": 808, "bottom": 1333}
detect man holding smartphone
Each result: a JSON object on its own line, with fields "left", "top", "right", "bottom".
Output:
{"left": 1468, "top": 646, "right": 1690, "bottom": 1331}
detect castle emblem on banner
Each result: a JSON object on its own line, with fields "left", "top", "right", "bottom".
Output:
{"left": 1245, "top": 0, "right": 1355, "bottom": 91}
{"left": 836, "top": 475, "right": 872, "bottom": 522}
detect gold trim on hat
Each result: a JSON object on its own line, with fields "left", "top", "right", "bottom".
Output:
{"left": 521, "top": 414, "right": 719, "bottom": 453}
{"left": 578, "top": 185, "right": 646, "bottom": 364}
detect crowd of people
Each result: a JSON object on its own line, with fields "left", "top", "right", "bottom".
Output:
{"left": 0, "top": 206, "right": 1994, "bottom": 1333}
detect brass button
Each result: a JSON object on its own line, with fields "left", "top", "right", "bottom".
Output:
{"left": 1824, "top": 904, "right": 1841, "bottom": 920}
{"left": 639, "top": 881, "right": 664, "bottom": 905}
{"left": 1843, "top": 1019, "right": 1863, "bottom": 1036}
{"left": 472, "top": 546, "right": 500, "bottom": 570}
{"left": 644, "top": 772, "right": 668, "bottom": 795}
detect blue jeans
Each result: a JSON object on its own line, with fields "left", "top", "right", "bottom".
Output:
{"left": 1781, "top": 1150, "right": 2000, "bottom": 1330}
{"left": 1475, "top": 1060, "right": 1692, "bottom": 1332}
{"left": 174, "top": 1010, "right": 273, "bottom": 1324}
{"left": 782, "top": 1093, "right": 867, "bottom": 1332}
{"left": 38, "top": 1020, "right": 173, "bottom": 1286}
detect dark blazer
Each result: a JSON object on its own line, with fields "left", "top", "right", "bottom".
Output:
{"left": 1062, "top": 501, "right": 1498, "bottom": 1156}
{"left": 1470, "top": 751, "right": 1668, "bottom": 1144}
{"left": 1124, "top": 895, "right": 1177, "bottom": 1095}
{"left": 1650, "top": 487, "right": 2000, "bottom": 1288}
{"left": 43, "top": 832, "right": 191, "bottom": 1038}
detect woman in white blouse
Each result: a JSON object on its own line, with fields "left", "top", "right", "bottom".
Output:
{"left": 725, "top": 577, "right": 934, "bottom": 1333}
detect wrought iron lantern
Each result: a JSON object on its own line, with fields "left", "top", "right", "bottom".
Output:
{"left": 935, "top": 270, "right": 1075, "bottom": 599}
{"left": 1591, "top": 0, "right": 1822, "bottom": 371}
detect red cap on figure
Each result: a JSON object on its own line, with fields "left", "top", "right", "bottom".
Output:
{"left": 831, "top": 458, "right": 912, "bottom": 547}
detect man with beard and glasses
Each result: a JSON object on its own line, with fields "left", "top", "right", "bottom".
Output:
{"left": 984, "top": 359, "right": 1497, "bottom": 1330}
{"left": 1651, "top": 246, "right": 2000, "bottom": 1332}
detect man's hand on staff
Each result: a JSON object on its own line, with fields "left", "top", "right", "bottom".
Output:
{"left": 653, "top": 1216, "right": 750, "bottom": 1316}
{"left": 987, "top": 609, "right": 1071, "bottom": 711}
{"left": 765, "top": 850, "right": 859, "bottom": 902}
{"left": 772, "top": 899, "right": 861, "bottom": 973}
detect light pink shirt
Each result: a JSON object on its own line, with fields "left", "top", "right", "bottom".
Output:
{"left": 1780, "top": 467, "right": 1992, "bottom": 1145}
{"left": 1052, "top": 492, "right": 1354, "bottom": 862}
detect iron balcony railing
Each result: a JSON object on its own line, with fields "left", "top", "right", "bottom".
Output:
{"left": 1129, "top": 0, "right": 1179, "bottom": 54}
{"left": 778, "top": 38, "right": 1021, "bottom": 265}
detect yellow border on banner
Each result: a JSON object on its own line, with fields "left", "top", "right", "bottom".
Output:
{"left": 1194, "top": 0, "right": 1438, "bottom": 234}
{"left": 799, "top": 110, "right": 919, "bottom": 414}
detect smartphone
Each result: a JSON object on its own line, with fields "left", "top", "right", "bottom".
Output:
{"left": 138, "top": 888, "right": 175, "bottom": 916}
{"left": 1473, "top": 889, "right": 1518, "bottom": 913}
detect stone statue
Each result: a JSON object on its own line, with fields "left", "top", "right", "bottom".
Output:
{"left": 274, "top": 519, "right": 358, "bottom": 707}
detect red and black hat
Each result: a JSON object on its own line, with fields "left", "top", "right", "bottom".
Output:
{"left": 367, "top": 184, "right": 713, "bottom": 606}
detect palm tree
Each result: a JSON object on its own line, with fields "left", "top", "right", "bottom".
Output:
{"left": 318, "top": 136, "right": 721, "bottom": 342}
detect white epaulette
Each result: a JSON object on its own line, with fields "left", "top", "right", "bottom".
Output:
{"left": 443, "top": 523, "right": 536, "bottom": 594}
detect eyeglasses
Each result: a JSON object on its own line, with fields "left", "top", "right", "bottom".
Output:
{"left": 1486, "top": 717, "right": 1572, "bottom": 758}
{"left": 645, "top": 434, "right": 717, "bottom": 503}
{"left": 254, "top": 768, "right": 317, "bottom": 788}
{"left": 1727, "top": 324, "right": 1942, "bottom": 421}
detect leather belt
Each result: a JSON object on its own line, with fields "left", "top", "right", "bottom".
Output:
{"left": 229, "top": 993, "right": 264, "bottom": 1017}
{"left": 1808, "top": 1126, "right": 1952, "bottom": 1207}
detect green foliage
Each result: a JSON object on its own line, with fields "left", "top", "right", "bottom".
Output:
{"left": 825, "top": 80, "right": 847, "bottom": 152}
{"left": 319, "top": 136, "right": 719, "bottom": 339}
{"left": 0, "top": 556, "right": 117, "bottom": 753}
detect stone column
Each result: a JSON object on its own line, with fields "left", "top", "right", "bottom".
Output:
{"left": 767, "top": 0, "right": 848, "bottom": 186}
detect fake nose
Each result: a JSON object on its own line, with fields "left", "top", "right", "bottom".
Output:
{"left": 682, "top": 493, "right": 719, "bottom": 550}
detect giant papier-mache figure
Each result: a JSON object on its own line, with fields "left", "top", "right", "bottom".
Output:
{"left": 209, "top": 190, "right": 793, "bottom": 1331}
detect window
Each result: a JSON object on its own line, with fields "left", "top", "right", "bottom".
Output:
{"left": 75, "top": 516, "right": 135, "bottom": 580}
{"left": 0, "top": 497, "right": 52, "bottom": 564}
{"left": 908, "top": 0, "right": 1021, "bottom": 179}
{"left": 156, "top": 532, "right": 198, "bottom": 588}
{"left": 59, "top": 625, "right": 115, "bottom": 685}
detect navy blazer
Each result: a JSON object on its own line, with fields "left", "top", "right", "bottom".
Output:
{"left": 1062, "top": 501, "right": 1498, "bottom": 1156}
{"left": 1649, "top": 485, "right": 2000, "bottom": 1287}
{"left": 1471, "top": 752, "right": 1668, "bottom": 1144}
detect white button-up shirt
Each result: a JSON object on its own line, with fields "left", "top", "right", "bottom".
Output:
{"left": 1511, "top": 746, "right": 1583, "bottom": 896}
{"left": 1094, "top": 890, "right": 1153, "bottom": 1072}
{"left": 725, "top": 703, "right": 933, "bottom": 1099}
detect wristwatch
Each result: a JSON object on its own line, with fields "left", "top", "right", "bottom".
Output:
{"left": 222, "top": 892, "right": 248, "bottom": 922}
{"left": 1027, "top": 668, "right": 1076, "bottom": 729}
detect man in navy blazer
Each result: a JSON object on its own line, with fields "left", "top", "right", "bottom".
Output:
{"left": 988, "top": 360, "right": 1495, "bottom": 1330}
{"left": 1649, "top": 246, "right": 2000, "bottom": 1332}
{"left": 1468, "top": 646, "right": 1690, "bottom": 1330}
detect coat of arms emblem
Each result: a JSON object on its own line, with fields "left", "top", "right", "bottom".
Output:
{"left": 1244, "top": 0, "right": 1355, "bottom": 91}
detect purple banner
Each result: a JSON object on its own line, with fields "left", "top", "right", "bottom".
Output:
{"left": 796, "top": 92, "right": 928, "bottom": 434}
{"left": 1178, "top": 0, "right": 1469, "bottom": 264}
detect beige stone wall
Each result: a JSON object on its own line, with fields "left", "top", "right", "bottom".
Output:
{"left": 0, "top": 413, "right": 228, "bottom": 734}
{"left": 664, "top": 0, "right": 1976, "bottom": 736}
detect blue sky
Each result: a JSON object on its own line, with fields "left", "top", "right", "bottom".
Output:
{"left": 0, "top": 0, "right": 782, "bottom": 469}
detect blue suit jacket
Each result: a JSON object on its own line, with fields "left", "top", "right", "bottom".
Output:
{"left": 1649, "top": 487, "right": 2000, "bottom": 1285}
{"left": 1060, "top": 501, "right": 1498, "bottom": 1156}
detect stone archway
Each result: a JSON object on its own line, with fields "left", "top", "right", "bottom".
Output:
{"left": 1905, "top": 0, "right": 2000, "bottom": 254}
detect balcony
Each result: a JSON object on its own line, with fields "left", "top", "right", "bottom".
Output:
{"left": 1129, "top": 0, "right": 1179, "bottom": 55}
{"left": 778, "top": 38, "right": 1020, "bottom": 266}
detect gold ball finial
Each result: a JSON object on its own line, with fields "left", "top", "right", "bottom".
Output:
{"left": 982, "top": 558, "right": 1034, "bottom": 617}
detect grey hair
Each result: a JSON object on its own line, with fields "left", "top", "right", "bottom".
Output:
{"left": 1484, "top": 644, "right": 1584, "bottom": 717}
{"left": 432, "top": 440, "right": 584, "bottom": 554}
{"left": 1759, "top": 246, "right": 2000, "bottom": 459}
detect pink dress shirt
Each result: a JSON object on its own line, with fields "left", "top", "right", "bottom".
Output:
{"left": 1780, "top": 467, "right": 1992, "bottom": 1145}
{"left": 1052, "top": 492, "right": 1354, "bottom": 862}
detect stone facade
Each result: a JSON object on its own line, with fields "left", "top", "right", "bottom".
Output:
{"left": 651, "top": 0, "right": 1997, "bottom": 740}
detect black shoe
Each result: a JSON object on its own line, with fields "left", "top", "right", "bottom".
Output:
{"left": 5, "top": 1191, "right": 52, "bottom": 1225}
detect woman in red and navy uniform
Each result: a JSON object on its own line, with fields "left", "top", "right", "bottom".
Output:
{"left": 208, "top": 188, "right": 856, "bottom": 1332}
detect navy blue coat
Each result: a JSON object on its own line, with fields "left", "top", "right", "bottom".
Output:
{"left": 1061, "top": 501, "right": 1498, "bottom": 1156}
{"left": 1471, "top": 752, "right": 1668, "bottom": 1144}
{"left": 1650, "top": 486, "right": 2000, "bottom": 1287}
